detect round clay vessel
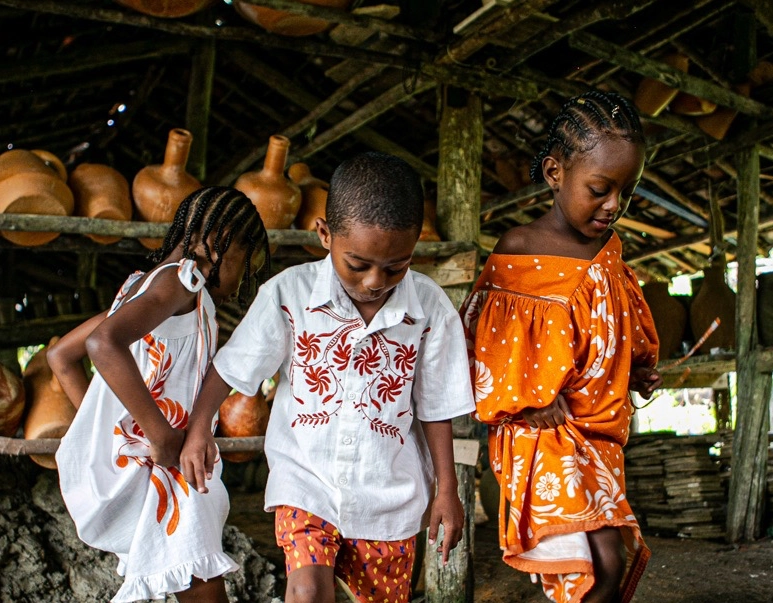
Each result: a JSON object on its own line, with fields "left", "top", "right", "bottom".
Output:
{"left": 696, "top": 83, "right": 751, "bottom": 141}
{"left": 756, "top": 272, "right": 773, "bottom": 347}
{"left": 115, "top": 0, "right": 215, "bottom": 18}
{"left": 217, "top": 389, "right": 270, "bottom": 463}
{"left": 669, "top": 92, "right": 717, "bottom": 116}
{"left": 289, "top": 162, "right": 328, "bottom": 257}
{"left": 70, "top": 163, "right": 133, "bottom": 244}
{"left": 132, "top": 128, "right": 201, "bottom": 249}
{"left": 633, "top": 53, "right": 689, "bottom": 117}
{"left": 0, "top": 363, "right": 25, "bottom": 438}
{"left": 690, "top": 262, "right": 736, "bottom": 354}
{"left": 31, "top": 149, "right": 68, "bottom": 181}
{"left": 23, "top": 337, "right": 81, "bottom": 469}
{"left": 642, "top": 281, "right": 687, "bottom": 360}
{"left": 234, "top": 0, "right": 351, "bottom": 36}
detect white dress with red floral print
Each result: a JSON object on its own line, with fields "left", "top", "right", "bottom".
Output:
{"left": 56, "top": 260, "right": 238, "bottom": 602}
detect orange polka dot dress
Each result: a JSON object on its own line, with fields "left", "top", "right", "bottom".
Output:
{"left": 460, "top": 233, "right": 658, "bottom": 603}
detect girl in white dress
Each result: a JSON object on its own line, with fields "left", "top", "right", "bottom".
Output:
{"left": 50, "top": 186, "right": 269, "bottom": 603}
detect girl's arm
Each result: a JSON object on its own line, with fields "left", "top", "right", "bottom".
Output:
{"left": 86, "top": 268, "right": 197, "bottom": 467}
{"left": 421, "top": 419, "right": 463, "bottom": 565}
{"left": 48, "top": 310, "right": 108, "bottom": 409}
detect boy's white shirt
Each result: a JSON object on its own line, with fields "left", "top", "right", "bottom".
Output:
{"left": 214, "top": 255, "right": 476, "bottom": 540}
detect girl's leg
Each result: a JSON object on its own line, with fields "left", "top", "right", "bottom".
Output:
{"left": 584, "top": 527, "right": 626, "bottom": 603}
{"left": 285, "top": 565, "right": 336, "bottom": 603}
{"left": 175, "top": 576, "right": 229, "bottom": 603}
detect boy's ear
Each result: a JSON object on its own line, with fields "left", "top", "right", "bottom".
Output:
{"left": 316, "top": 218, "right": 332, "bottom": 250}
{"left": 542, "top": 155, "right": 561, "bottom": 191}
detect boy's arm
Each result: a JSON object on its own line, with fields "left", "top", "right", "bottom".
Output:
{"left": 180, "top": 366, "right": 232, "bottom": 493}
{"left": 421, "top": 419, "right": 464, "bottom": 565}
{"left": 47, "top": 310, "right": 108, "bottom": 409}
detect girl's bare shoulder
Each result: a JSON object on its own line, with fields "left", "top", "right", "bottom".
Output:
{"left": 493, "top": 222, "right": 554, "bottom": 256}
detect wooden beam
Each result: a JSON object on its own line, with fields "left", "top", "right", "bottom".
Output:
{"left": 642, "top": 169, "right": 710, "bottom": 219}
{"left": 568, "top": 32, "right": 773, "bottom": 119}
{"left": 0, "top": 436, "right": 265, "bottom": 456}
{"left": 738, "top": 0, "right": 773, "bottom": 36}
{"left": 185, "top": 38, "right": 216, "bottom": 182}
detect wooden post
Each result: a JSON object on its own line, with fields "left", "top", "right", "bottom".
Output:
{"left": 726, "top": 143, "right": 771, "bottom": 542}
{"left": 186, "top": 38, "right": 215, "bottom": 182}
{"left": 423, "top": 85, "right": 482, "bottom": 603}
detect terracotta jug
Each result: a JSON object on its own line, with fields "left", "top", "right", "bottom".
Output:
{"left": 756, "top": 272, "right": 773, "bottom": 348}
{"left": 217, "top": 389, "right": 270, "bottom": 463}
{"left": 0, "top": 362, "right": 25, "bottom": 438}
{"left": 690, "top": 261, "right": 736, "bottom": 354}
{"left": 22, "top": 337, "right": 82, "bottom": 469}
{"left": 0, "top": 149, "right": 74, "bottom": 246}
{"left": 289, "top": 162, "right": 328, "bottom": 258}
{"left": 132, "top": 128, "right": 201, "bottom": 249}
{"left": 69, "top": 163, "right": 133, "bottom": 245}
{"left": 642, "top": 281, "right": 688, "bottom": 361}
{"left": 234, "top": 0, "right": 351, "bottom": 36}
{"left": 633, "top": 53, "right": 689, "bottom": 117}
{"left": 696, "top": 83, "right": 751, "bottom": 141}
{"left": 669, "top": 92, "right": 717, "bottom": 116}
{"left": 115, "top": 0, "right": 215, "bottom": 17}
{"left": 235, "top": 135, "right": 301, "bottom": 252}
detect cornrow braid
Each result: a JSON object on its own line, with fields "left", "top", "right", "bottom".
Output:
{"left": 150, "top": 186, "right": 270, "bottom": 302}
{"left": 529, "top": 90, "right": 645, "bottom": 184}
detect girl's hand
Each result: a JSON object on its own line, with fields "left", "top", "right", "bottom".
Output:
{"left": 521, "top": 393, "right": 573, "bottom": 429}
{"left": 150, "top": 427, "right": 186, "bottom": 468}
{"left": 428, "top": 488, "right": 465, "bottom": 566}
{"left": 180, "top": 426, "right": 218, "bottom": 494}
{"left": 629, "top": 366, "right": 663, "bottom": 399}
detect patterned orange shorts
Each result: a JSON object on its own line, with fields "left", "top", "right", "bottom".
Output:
{"left": 275, "top": 505, "right": 416, "bottom": 603}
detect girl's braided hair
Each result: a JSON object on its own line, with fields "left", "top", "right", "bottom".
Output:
{"left": 150, "top": 186, "right": 270, "bottom": 303}
{"left": 530, "top": 90, "right": 645, "bottom": 184}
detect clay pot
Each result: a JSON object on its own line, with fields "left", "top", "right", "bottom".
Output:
{"left": 217, "top": 389, "right": 270, "bottom": 463}
{"left": 690, "top": 262, "right": 736, "bottom": 354}
{"left": 756, "top": 272, "right": 773, "bottom": 348}
{"left": 289, "top": 162, "right": 328, "bottom": 258}
{"left": 642, "top": 281, "right": 688, "bottom": 361}
{"left": 669, "top": 92, "right": 717, "bottom": 116}
{"left": 0, "top": 149, "right": 74, "bottom": 246}
{"left": 69, "top": 163, "right": 133, "bottom": 244}
{"left": 0, "top": 363, "right": 25, "bottom": 438}
{"left": 234, "top": 0, "right": 351, "bottom": 37}
{"left": 22, "top": 337, "right": 81, "bottom": 469}
{"left": 115, "top": 0, "right": 215, "bottom": 18}
{"left": 696, "top": 83, "right": 751, "bottom": 141}
{"left": 132, "top": 128, "right": 201, "bottom": 249}
{"left": 235, "top": 135, "right": 301, "bottom": 253}
{"left": 633, "top": 53, "right": 689, "bottom": 117}
{"left": 494, "top": 155, "right": 531, "bottom": 192}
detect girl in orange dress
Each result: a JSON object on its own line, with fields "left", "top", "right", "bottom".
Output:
{"left": 461, "top": 91, "right": 663, "bottom": 603}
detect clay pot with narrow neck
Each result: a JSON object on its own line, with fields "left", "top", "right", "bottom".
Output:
{"left": 132, "top": 128, "right": 201, "bottom": 249}
{"left": 235, "top": 135, "right": 301, "bottom": 252}
{"left": 69, "top": 163, "right": 133, "bottom": 244}
{"left": 115, "top": 0, "right": 215, "bottom": 18}
{"left": 0, "top": 149, "right": 74, "bottom": 246}
{"left": 23, "top": 337, "right": 82, "bottom": 469}
{"left": 289, "top": 162, "right": 328, "bottom": 258}
{"left": 234, "top": 0, "right": 352, "bottom": 37}
{"left": 0, "top": 363, "right": 25, "bottom": 437}
{"left": 642, "top": 281, "right": 687, "bottom": 361}
{"left": 217, "top": 389, "right": 270, "bottom": 463}
{"left": 690, "top": 262, "right": 736, "bottom": 354}
{"left": 633, "top": 53, "right": 689, "bottom": 117}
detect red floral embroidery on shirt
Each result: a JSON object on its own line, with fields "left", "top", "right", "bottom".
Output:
{"left": 298, "top": 331, "right": 321, "bottom": 362}
{"left": 393, "top": 344, "right": 417, "bottom": 374}
{"left": 354, "top": 340, "right": 380, "bottom": 375}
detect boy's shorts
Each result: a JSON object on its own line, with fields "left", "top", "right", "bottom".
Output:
{"left": 275, "top": 505, "right": 416, "bottom": 603}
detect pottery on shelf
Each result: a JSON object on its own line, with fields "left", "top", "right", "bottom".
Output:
{"left": 756, "top": 271, "right": 773, "bottom": 348}
{"left": 217, "top": 389, "right": 270, "bottom": 463}
{"left": 696, "top": 83, "right": 751, "bottom": 141}
{"left": 114, "top": 0, "right": 215, "bottom": 18}
{"left": 0, "top": 149, "right": 74, "bottom": 246}
{"left": 669, "top": 92, "right": 717, "bottom": 116}
{"left": 289, "top": 162, "right": 328, "bottom": 257}
{"left": 689, "top": 261, "right": 736, "bottom": 354}
{"left": 69, "top": 163, "right": 133, "bottom": 244}
{"left": 0, "top": 363, "right": 25, "bottom": 438}
{"left": 132, "top": 128, "right": 201, "bottom": 249}
{"left": 633, "top": 53, "right": 689, "bottom": 117}
{"left": 235, "top": 135, "right": 301, "bottom": 253}
{"left": 234, "top": 0, "right": 352, "bottom": 37}
{"left": 642, "top": 281, "right": 688, "bottom": 361}
{"left": 22, "top": 337, "right": 82, "bottom": 469}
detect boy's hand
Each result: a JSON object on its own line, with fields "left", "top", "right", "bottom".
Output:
{"left": 629, "top": 366, "right": 663, "bottom": 400}
{"left": 149, "top": 427, "right": 186, "bottom": 468}
{"left": 180, "top": 426, "right": 218, "bottom": 493}
{"left": 428, "top": 488, "right": 465, "bottom": 565}
{"left": 521, "top": 393, "right": 573, "bottom": 429}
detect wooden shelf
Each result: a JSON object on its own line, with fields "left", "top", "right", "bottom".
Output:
{"left": 657, "top": 348, "right": 773, "bottom": 389}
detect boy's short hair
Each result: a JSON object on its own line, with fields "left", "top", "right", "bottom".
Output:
{"left": 326, "top": 152, "right": 424, "bottom": 235}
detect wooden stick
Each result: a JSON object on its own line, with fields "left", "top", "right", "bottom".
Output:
{"left": 0, "top": 436, "right": 265, "bottom": 456}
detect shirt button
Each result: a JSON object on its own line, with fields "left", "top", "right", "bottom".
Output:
{"left": 343, "top": 436, "right": 353, "bottom": 445}
{"left": 338, "top": 476, "right": 348, "bottom": 486}
{"left": 347, "top": 392, "right": 356, "bottom": 400}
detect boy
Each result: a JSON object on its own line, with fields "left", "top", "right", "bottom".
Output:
{"left": 181, "top": 152, "right": 476, "bottom": 603}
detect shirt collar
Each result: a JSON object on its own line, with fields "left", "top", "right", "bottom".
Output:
{"left": 308, "top": 254, "right": 425, "bottom": 324}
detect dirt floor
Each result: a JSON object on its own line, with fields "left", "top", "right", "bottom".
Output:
{"left": 228, "top": 491, "right": 773, "bottom": 603}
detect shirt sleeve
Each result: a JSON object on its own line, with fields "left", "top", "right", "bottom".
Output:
{"left": 412, "top": 296, "right": 476, "bottom": 422}
{"left": 213, "top": 280, "right": 289, "bottom": 396}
